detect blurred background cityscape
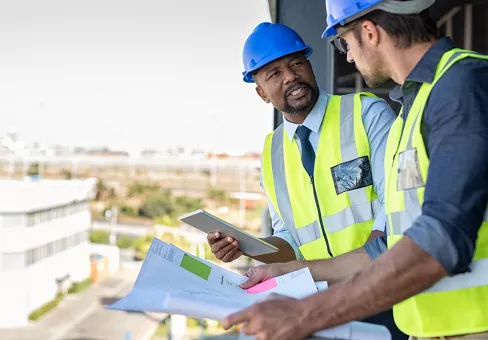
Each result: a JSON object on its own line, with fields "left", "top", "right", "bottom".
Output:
{"left": 0, "top": 0, "right": 273, "bottom": 338}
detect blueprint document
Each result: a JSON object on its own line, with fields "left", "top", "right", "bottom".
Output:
{"left": 107, "top": 238, "right": 391, "bottom": 340}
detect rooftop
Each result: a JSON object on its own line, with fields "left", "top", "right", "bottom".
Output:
{"left": 0, "top": 177, "right": 97, "bottom": 214}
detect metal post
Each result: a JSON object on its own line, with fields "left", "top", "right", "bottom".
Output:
{"left": 239, "top": 167, "right": 246, "bottom": 228}
{"left": 446, "top": 17, "right": 453, "bottom": 38}
{"left": 39, "top": 150, "right": 45, "bottom": 178}
{"left": 166, "top": 316, "right": 172, "bottom": 340}
{"left": 8, "top": 149, "right": 14, "bottom": 178}
{"left": 109, "top": 206, "right": 118, "bottom": 245}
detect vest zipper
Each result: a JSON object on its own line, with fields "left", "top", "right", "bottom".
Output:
{"left": 310, "top": 175, "right": 333, "bottom": 258}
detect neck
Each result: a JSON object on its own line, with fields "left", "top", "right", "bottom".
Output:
{"left": 386, "top": 40, "right": 436, "bottom": 85}
{"left": 282, "top": 111, "right": 310, "bottom": 124}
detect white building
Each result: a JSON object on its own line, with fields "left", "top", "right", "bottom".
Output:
{"left": 0, "top": 178, "right": 97, "bottom": 328}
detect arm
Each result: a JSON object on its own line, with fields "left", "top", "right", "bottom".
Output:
{"left": 252, "top": 199, "right": 300, "bottom": 263}
{"left": 249, "top": 170, "right": 301, "bottom": 263}
{"left": 360, "top": 96, "right": 396, "bottom": 235}
{"left": 251, "top": 236, "right": 297, "bottom": 263}
{"left": 301, "top": 237, "right": 447, "bottom": 331}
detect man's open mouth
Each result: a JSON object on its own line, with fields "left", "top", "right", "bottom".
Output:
{"left": 286, "top": 85, "right": 308, "bottom": 98}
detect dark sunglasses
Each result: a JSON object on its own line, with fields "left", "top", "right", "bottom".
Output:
{"left": 332, "top": 38, "right": 349, "bottom": 54}
{"left": 330, "top": 25, "right": 356, "bottom": 55}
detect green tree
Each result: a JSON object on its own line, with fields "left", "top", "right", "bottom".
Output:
{"left": 120, "top": 204, "right": 138, "bottom": 217}
{"left": 107, "top": 187, "right": 117, "bottom": 199}
{"left": 61, "top": 169, "right": 72, "bottom": 179}
{"left": 28, "top": 163, "right": 39, "bottom": 176}
{"left": 96, "top": 179, "right": 108, "bottom": 200}
{"left": 127, "top": 182, "right": 159, "bottom": 197}
{"left": 174, "top": 196, "right": 202, "bottom": 213}
{"left": 138, "top": 191, "right": 175, "bottom": 218}
{"left": 206, "top": 187, "right": 229, "bottom": 204}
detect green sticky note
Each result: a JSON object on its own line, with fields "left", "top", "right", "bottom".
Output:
{"left": 180, "top": 254, "right": 211, "bottom": 280}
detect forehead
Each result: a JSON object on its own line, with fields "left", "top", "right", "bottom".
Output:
{"left": 260, "top": 52, "right": 306, "bottom": 72}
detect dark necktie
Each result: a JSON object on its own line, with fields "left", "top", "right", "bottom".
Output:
{"left": 296, "top": 125, "right": 315, "bottom": 177}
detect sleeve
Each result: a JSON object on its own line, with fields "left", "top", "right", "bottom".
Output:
{"left": 360, "top": 96, "right": 397, "bottom": 232}
{"left": 404, "top": 60, "right": 488, "bottom": 275}
{"left": 363, "top": 235, "right": 388, "bottom": 260}
{"left": 260, "top": 168, "right": 303, "bottom": 260}
{"left": 372, "top": 206, "right": 387, "bottom": 232}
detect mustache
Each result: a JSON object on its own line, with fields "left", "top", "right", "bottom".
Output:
{"left": 284, "top": 82, "right": 312, "bottom": 98}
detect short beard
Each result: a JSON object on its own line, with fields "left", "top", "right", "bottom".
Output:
{"left": 282, "top": 83, "right": 319, "bottom": 115}
{"left": 363, "top": 72, "right": 390, "bottom": 88}
{"left": 354, "top": 28, "right": 390, "bottom": 88}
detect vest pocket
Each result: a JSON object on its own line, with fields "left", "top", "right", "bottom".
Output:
{"left": 330, "top": 156, "right": 373, "bottom": 195}
{"left": 397, "top": 148, "right": 424, "bottom": 190}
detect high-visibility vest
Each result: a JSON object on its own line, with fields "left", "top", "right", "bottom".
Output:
{"left": 385, "top": 48, "right": 488, "bottom": 337}
{"left": 262, "top": 93, "right": 381, "bottom": 260}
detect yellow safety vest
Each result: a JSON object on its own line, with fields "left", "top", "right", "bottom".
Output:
{"left": 385, "top": 48, "right": 488, "bottom": 337}
{"left": 262, "top": 93, "right": 381, "bottom": 260}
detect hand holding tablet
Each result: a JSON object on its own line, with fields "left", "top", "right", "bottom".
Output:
{"left": 180, "top": 209, "right": 278, "bottom": 259}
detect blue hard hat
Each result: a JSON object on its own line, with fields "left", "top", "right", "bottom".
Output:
{"left": 322, "top": 0, "right": 383, "bottom": 39}
{"left": 321, "top": 0, "right": 436, "bottom": 39}
{"left": 242, "top": 22, "right": 313, "bottom": 83}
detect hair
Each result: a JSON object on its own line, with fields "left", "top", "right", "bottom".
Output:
{"left": 352, "top": 9, "right": 438, "bottom": 49}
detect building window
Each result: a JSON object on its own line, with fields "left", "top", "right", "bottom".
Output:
{"left": 20, "top": 200, "right": 89, "bottom": 227}
{"left": 22, "top": 228, "right": 90, "bottom": 268}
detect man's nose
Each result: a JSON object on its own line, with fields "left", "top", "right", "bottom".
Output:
{"left": 282, "top": 68, "right": 299, "bottom": 84}
{"left": 347, "top": 50, "right": 354, "bottom": 63}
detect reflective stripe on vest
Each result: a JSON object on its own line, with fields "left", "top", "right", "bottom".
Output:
{"left": 385, "top": 48, "right": 488, "bottom": 337}
{"left": 264, "top": 93, "right": 380, "bottom": 259}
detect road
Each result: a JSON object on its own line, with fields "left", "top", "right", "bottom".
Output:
{"left": 58, "top": 266, "right": 159, "bottom": 340}
{"left": 92, "top": 221, "right": 208, "bottom": 244}
{"left": 0, "top": 263, "right": 162, "bottom": 340}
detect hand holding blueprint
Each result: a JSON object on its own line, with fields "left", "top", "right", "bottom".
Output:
{"left": 107, "top": 238, "right": 391, "bottom": 340}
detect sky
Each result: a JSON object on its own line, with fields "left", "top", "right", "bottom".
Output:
{"left": 0, "top": 0, "right": 274, "bottom": 154}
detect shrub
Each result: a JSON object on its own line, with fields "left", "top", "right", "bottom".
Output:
{"left": 206, "top": 187, "right": 229, "bottom": 203}
{"left": 174, "top": 196, "right": 202, "bottom": 213}
{"left": 120, "top": 205, "right": 138, "bottom": 217}
{"left": 127, "top": 182, "right": 160, "bottom": 197}
{"left": 90, "top": 230, "right": 110, "bottom": 244}
{"left": 154, "top": 214, "right": 180, "bottom": 227}
{"left": 68, "top": 278, "right": 92, "bottom": 294}
{"left": 28, "top": 293, "right": 64, "bottom": 321}
{"left": 139, "top": 191, "right": 174, "bottom": 218}
{"left": 116, "top": 237, "right": 133, "bottom": 249}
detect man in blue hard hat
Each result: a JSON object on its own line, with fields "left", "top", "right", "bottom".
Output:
{"left": 205, "top": 21, "right": 405, "bottom": 338}
{"left": 207, "top": 22, "right": 396, "bottom": 265}
{"left": 222, "top": 1, "right": 488, "bottom": 340}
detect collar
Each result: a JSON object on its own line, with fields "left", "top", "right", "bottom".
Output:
{"left": 390, "top": 37, "right": 455, "bottom": 103}
{"left": 283, "top": 89, "right": 329, "bottom": 141}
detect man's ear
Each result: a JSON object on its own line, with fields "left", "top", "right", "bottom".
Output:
{"left": 361, "top": 20, "right": 380, "bottom": 47}
{"left": 256, "top": 86, "right": 270, "bottom": 104}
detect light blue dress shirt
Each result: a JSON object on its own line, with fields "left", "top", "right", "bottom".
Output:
{"left": 261, "top": 90, "right": 396, "bottom": 259}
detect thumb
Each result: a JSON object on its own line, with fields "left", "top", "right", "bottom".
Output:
{"left": 239, "top": 268, "right": 264, "bottom": 289}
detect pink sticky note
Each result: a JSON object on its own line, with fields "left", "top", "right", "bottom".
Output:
{"left": 245, "top": 278, "right": 277, "bottom": 294}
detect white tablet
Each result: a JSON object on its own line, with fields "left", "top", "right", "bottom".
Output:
{"left": 180, "top": 209, "right": 278, "bottom": 256}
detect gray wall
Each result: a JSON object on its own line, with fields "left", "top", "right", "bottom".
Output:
{"left": 271, "top": 0, "right": 488, "bottom": 124}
